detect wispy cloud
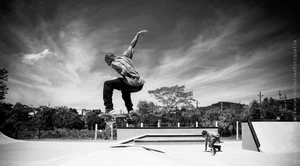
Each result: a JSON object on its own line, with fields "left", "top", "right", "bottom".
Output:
{"left": 138, "top": 8, "right": 297, "bottom": 106}
{"left": 21, "top": 49, "right": 57, "bottom": 65}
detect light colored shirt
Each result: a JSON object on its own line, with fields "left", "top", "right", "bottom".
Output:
{"left": 111, "top": 46, "right": 145, "bottom": 86}
{"left": 205, "top": 131, "right": 220, "bottom": 142}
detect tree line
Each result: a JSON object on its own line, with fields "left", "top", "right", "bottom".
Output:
{"left": 135, "top": 97, "right": 298, "bottom": 136}
{"left": 0, "top": 102, "right": 108, "bottom": 139}
{"left": 1, "top": 85, "right": 298, "bottom": 139}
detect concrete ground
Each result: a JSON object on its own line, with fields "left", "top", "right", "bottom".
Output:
{"left": 0, "top": 133, "right": 299, "bottom": 166}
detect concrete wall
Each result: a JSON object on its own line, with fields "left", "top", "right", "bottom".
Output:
{"left": 117, "top": 127, "right": 218, "bottom": 141}
{"left": 242, "top": 121, "right": 300, "bottom": 153}
{"left": 252, "top": 122, "right": 300, "bottom": 153}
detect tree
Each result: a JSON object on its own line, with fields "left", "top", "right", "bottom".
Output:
{"left": 0, "top": 102, "right": 13, "bottom": 126}
{"left": 69, "top": 114, "right": 85, "bottom": 130}
{"left": 0, "top": 68, "right": 9, "bottom": 101}
{"left": 68, "top": 108, "right": 78, "bottom": 114}
{"left": 1, "top": 103, "right": 33, "bottom": 138}
{"left": 279, "top": 107, "right": 294, "bottom": 121}
{"left": 248, "top": 100, "right": 261, "bottom": 119}
{"left": 148, "top": 85, "right": 195, "bottom": 112}
{"left": 202, "top": 108, "right": 221, "bottom": 127}
{"left": 54, "top": 107, "right": 72, "bottom": 129}
{"left": 260, "top": 97, "right": 279, "bottom": 119}
{"left": 34, "top": 106, "right": 57, "bottom": 138}
{"left": 218, "top": 109, "right": 233, "bottom": 136}
{"left": 261, "top": 98, "right": 269, "bottom": 119}
{"left": 54, "top": 107, "right": 84, "bottom": 129}
{"left": 181, "top": 108, "right": 198, "bottom": 127}
{"left": 137, "top": 101, "right": 159, "bottom": 126}
{"left": 85, "top": 111, "right": 106, "bottom": 130}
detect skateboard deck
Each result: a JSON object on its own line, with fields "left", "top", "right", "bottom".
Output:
{"left": 111, "top": 114, "right": 127, "bottom": 118}
{"left": 215, "top": 145, "right": 221, "bottom": 151}
{"left": 99, "top": 113, "right": 113, "bottom": 118}
{"left": 99, "top": 114, "right": 128, "bottom": 127}
{"left": 99, "top": 113, "right": 127, "bottom": 117}
{"left": 99, "top": 113, "right": 139, "bottom": 126}
{"left": 99, "top": 113, "right": 128, "bottom": 122}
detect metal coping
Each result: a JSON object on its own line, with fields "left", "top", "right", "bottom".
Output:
{"left": 117, "top": 127, "right": 218, "bottom": 129}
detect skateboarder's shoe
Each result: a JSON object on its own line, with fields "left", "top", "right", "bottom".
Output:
{"left": 210, "top": 148, "right": 216, "bottom": 156}
{"left": 125, "top": 110, "right": 138, "bottom": 122}
{"left": 128, "top": 110, "right": 140, "bottom": 117}
{"left": 126, "top": 118, "right": 134, "bottom": 125}
{"left": 122, "top": 113, "right": 135, "bottom": 125}
{"left": 105, "top": 108, "right": 115, "bottom": 114}
{"left": 123, "top": 114, "right": 133, "bottom": 123}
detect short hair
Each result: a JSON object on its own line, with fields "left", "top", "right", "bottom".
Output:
{"left": 105, "top": 53, "right": 116, "bottom": 65}
{"left": 202, "top": 130, "right": 207, "bottom": 136}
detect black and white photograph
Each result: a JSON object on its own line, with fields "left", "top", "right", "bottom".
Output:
{"left": 0, "top": 0, "right": 299, "bottom": 165}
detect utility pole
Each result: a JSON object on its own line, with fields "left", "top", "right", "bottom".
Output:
{"left": 278, "top": 90, "right": 282, "bottom": 100}
{"left": 220, "top": 101, "right": 223, "bottom": 111}
{"left": 284, "top": 94, "right": 287, "bottom": 108}
{"left": 258, "top": 92, "right": 263, "bottom": 105}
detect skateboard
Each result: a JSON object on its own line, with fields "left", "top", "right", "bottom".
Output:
{"left": 99, "top": 113, "right": 129, "bottom": 128}
{"left": 99, "top": 113, "right": 128, "bottom": 122}
{"left": 210, "top": 145, "right": 221, "bottom": 156}
{"left": 99, "top": 112, "right": 140, "bottom": 126}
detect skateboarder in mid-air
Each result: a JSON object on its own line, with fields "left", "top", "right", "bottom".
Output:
{"left": 202, "top": 130, "right": 221, "bottom": 156}
{"left": 103, "top": 30, "right": 147, "bottom": 118}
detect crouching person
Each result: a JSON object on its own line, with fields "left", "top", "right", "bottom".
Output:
{"left": 202, "top": 130, "right": 221, "bottom": 156}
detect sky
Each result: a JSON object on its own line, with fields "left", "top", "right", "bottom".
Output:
{"left": 0, "top": 0, "right": 299, "bottom": 112}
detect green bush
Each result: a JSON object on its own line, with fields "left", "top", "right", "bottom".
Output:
{"left": 13, "top": 128, "right": 114, "bottom": 140}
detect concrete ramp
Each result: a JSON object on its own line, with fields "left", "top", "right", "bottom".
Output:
{"left": 252, "top": 122, "right": 300, "bottom": 153}
{"left": 0, "top": 132, "right": 23, "bottom": 145}
{"left": 242, "top": 121, "right": 260, "bottom": 152}
{"left": 242, "top": 121, "right": 300, "bottom": 153}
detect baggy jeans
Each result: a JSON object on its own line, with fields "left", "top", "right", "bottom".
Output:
{"left": 103, "top": 78, "right": 143, "bottom": 112}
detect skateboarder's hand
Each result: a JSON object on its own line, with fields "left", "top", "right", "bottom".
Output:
{"left": 137, "top": 30, "right": 148, "bottom": 36}
{"left": 121, "top": 69, "right": 126, "bottom": 76}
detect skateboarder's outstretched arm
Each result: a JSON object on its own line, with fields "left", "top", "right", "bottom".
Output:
{"left": 123, "top": 30, "right": 148, "bottom": 59}
{"left": 130, "top": 30, "right": 148, "bottom": 48}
